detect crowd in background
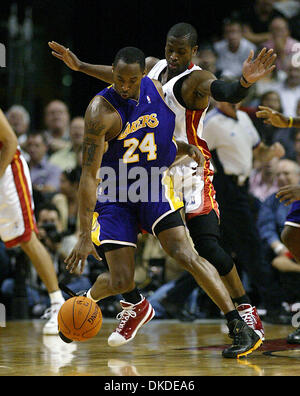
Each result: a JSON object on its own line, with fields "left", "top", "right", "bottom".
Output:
{"left": 1, "top": 0, "right": 300, "bottom": 324}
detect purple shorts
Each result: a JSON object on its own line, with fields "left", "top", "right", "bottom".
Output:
{"left": 285, "top": 200, "right": 300, "bottom": 227}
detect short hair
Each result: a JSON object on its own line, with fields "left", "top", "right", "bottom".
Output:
{"left": 113, "top": 47, "right": 145, "bottom": 71}
{"left": 62, "top": 166, "right": 82, "bottom": 184}
{"left": 27, "top": 130, "right": 48, "bottom": 146}
{"left": 36, "top": 202, "right": 61, "bottom": 220}
{"left": 223, "top": 17, "right": 243, "bottom": 30}
{"left": 6, "top": 105, "right": 30, "bottom": 125}
{"left": 167, "top": 23, "right": 198, "bottom": 47}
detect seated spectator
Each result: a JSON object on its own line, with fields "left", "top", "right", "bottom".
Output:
{"left": 36, "top": 203, "right": 91, "bottom": 311}
{"left": 6, "top": 105, "right": 30, "bottom": 148}
{"left": 44, "top": 100, "right": 70, "bottom": 154}
{"left": 25, "top": 131, "right": 62, "bottom": 198}
{"left": 262, "top": 17, "right": 299, "bottom": 72}
{"left": 257, "top": 158, "right": 300, "bottom": 320}
{"left": 51, "top": 167, "right": 81, "bottom": 233}
{"left": 49, "top": 116, "right": 84, "bottom": 171}
{"left": 273, "top": 98, "right": 300, "bottom": 158}
{"left": 274, "top": 59, "right": 300, "bottom": 116}
{"left": 213, "top": 18, "right": 257, "bottom": 79}
{"left": 192, "top": 44, "right": 221, "bottom": 77}
{"left": 237, "top": 0, "right": 285, "bottom": 45}
{"left": 249, "top": 157, "right": 279, "bottom": 203}
{"left": 248, "top": 90, "right": 284, "bottom": 145}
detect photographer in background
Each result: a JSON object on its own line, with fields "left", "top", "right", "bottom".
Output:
{"left": 37, "top": 203, "right": 91, "bottom": 304}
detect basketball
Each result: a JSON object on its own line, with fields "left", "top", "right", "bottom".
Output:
{"left": 58, "top": 296, "right": 102, "bottom": 342}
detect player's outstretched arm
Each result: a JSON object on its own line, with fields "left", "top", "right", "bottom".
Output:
{"left": 256, "top": 106, "right": 300, "bottom": 129}
{"left": 65, "top": 97, "right": 116, "bottom": 274}
{"left": 48, "top": 41, "right": 114, "bottom": 84}
{"left": 194, "top": 48, "right": 277, "bottom": 104}
{"left": 0, "top": 109, "right": 18, "bottom": 178}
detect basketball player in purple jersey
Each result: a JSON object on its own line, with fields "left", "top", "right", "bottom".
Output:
{"left": 257, "top": 105, "right": 300, "bottom": 344}
{"left": 62, "top": 46, "right": 263, "bottom": 358}
{"left": 48, "top": 23, "right": 276, "bottom": 343}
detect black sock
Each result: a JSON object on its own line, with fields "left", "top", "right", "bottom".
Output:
{"left": 122, "top": 288, "right": 142, "bottom": 304}
{"left": 225, "top": 309, "right": 241, "bottom": 323}
{"left": 232, "top": 294, "right": 251, "bottom": 307}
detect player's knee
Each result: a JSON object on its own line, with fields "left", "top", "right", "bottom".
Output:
{"left": 196, "top": 239, "right": 234, "bottom": 277}
{"left": 167, "top": 244, "right": 195, "bottom": 272}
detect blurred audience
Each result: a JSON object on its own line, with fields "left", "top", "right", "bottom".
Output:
{"left": 237, "top": 0, "right": 285, "bottom": 45}
{"left": 262, "top": 16, "right": 299, "bottom": 72}
{"left": 51, "top": 167, "right": 81, "bottom": 234}
{"left": 249, "top": 157, "right": 279, "bottom": 204}
{"left": 6, "top": 105, "right": 30, "bottom": 150}
{"left": 44, "top": 100, "right": 71, "bottom": 154}
{"left": 25, "top": 131, "right": 62, "bottom": 199}
{"left": 257, "top": 159, "right": 300, "bottom": 317}
{"left": 49, "top": 116, "right": 84, "bottom": 171}
{"left": 213, "top": 18, "right": 257, "bottom": 79}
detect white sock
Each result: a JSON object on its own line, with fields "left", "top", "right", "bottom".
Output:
{"left": 86, "top": 289, "right": 100, "bottom": 302}
{"left": 49, "top": 290, "right": 64, "bottom": 305}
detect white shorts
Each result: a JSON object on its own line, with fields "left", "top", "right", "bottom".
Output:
{"left": 0, "top": 150, "right": 37, "bottom": 247}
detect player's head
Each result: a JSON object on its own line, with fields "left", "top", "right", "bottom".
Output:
{"left": 112, "top": 47, "right": 145, "bottom": 100}
{"left": 165, "top": 23, "right": 198, "bottom": 76}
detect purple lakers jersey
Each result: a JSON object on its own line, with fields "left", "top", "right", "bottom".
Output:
{"left": 96, "top": 76, "right": 177, "bottom": 202}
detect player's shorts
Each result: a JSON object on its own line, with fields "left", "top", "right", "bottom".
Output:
{"left": 170, "top": 165, "right": 219, "bottom": 221}
{"left": 91, "top": 195, "right": 184, "bottom": 248}
{"left": 0, "top": 150, "right": 37, "bottom": 248}
{"left": 285, "top": 201, "right": 300, "bottom": 228}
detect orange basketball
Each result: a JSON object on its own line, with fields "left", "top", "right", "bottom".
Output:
{"left": 58, "top": 296, "right": 102, "bottom": 342}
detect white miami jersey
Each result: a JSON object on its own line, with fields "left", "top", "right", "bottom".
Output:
{"left": 148, "top": 59, "right": 219, "bottom": 218}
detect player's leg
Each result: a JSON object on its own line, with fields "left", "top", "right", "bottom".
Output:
{"left": 187, "top": 211, "right": 264, "bottom": 339}
{"left": 89, "top": 203, "right": 155, "bottom": 346}
{"left": 0, "top": 153, "right": 64, "bottom": 334}
{"left": 155, "top": 212, "right": 262, "bottom": 358}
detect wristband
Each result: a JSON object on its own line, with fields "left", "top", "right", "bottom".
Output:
{"left": 241, "top": 75, "right": 251, "bottom": 86}
{"left": 288, "top": 116, "right": 293, "bottom": 128}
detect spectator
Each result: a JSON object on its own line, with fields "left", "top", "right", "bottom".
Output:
{"left": 292, "top": 129, "right": 300, "bottom": 165}
{"left": 249, "top": 157, "right": 279, "bottom": 203}
{"left": 262, "top": 17, "right": 299, "bottom": 71}
{"left": 192, "top": 44, "right": 221, "bottom": 77}
{"left": 249, "top": 90, "right": 284, "bottom": 145}
{"left": 51, "top": 167, "right": 81, "bottom": 234}
{"left": 273, "top": 97, "right": 300, "bottom": 159}
{"left": 36, "top": 203, "right": 91, "bottom": 305}
{"left": 257, "top": 159, "right": 300, "bottom": 315}
{"left": 6, "top": 105, "right": 30, "bottom": 147}
{"left": 275, "top": 59, "right": 300, "bottom": 116}
{"left": 213, "top": 18, "right": 257, "bottom": 79}
{"left": 49, "top": 116, "right": 84, "bottom": 171}
{"left": 25, "top": 131, "right": 62, "bottom": 198}
{"left": 237, "top": 0, "right": 285, "bottom": 45}
{"left": 44, "top": 100, "right": 70, "bottom": 154}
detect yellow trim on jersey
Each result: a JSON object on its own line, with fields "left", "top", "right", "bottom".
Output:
{"left": 91, "top": 212, "right": 101, "bottom": 246}
{"left": 162, "top": 169, "right": 184, "bottom": 211}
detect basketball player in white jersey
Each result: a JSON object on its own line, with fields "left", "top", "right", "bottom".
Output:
{"left": 0, "top": 108, "right": 64, "bottom": 334}
{"left": 48, "top": 23, "right": 276, "bottom": 349}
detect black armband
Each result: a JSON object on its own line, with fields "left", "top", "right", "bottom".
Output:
{"left": 210, "top": 79, "right": 250, "bottom": 103}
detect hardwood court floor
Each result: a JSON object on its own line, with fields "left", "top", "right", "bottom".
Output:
{"left": 1, "top": 319, "right": 300, "bottom": 376}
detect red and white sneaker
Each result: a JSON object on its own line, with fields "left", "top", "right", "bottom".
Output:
{"left": 108, "top": 296, "right": 155, "bottom": 347}
{"left": 237, "top": 304, "right": 265, "bottom": 341}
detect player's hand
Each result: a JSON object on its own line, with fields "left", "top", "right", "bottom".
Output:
{"left": 241, "top": 48, "right": 277, "bottom": 85}
{"left": 256, "top": 106, "right": 289, "bottom": 128}
{"left": 65, "top": 235, "right": 102, "bottom": 275}
{"left": 48, "top": 41, "right": 82, "bottom": 71}
{"left": 187, "top": 144, "right": 205, "bottom": 167}
{"left": 276, "top": 185, "right": 300, "bottom": 206}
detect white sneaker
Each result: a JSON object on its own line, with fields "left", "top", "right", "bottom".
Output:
{"left": 42, "top": 302, "right": 64, "bottom": 335}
